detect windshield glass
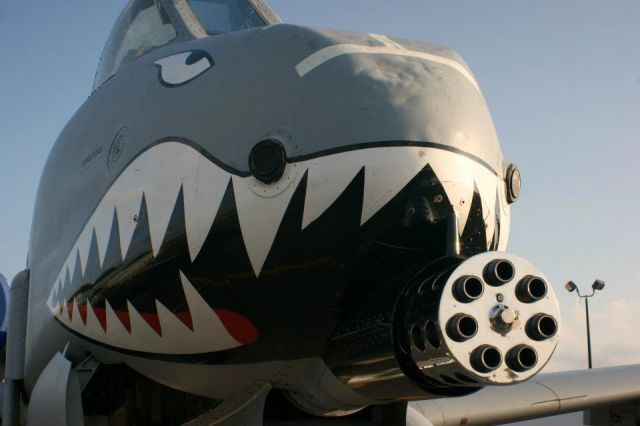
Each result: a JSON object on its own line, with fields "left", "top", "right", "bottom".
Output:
{"left": 94, "top": 0, "right": 176, "bottom": 89}
{"left": 188, "top": 0, "right": 266, "bottom": 35}
{"left": 94, "top": 0, "right": 268, "bottom": 90}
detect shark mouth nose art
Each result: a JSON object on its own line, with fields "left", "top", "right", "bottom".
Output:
{"left": 47, "top": 140, "right": 509, "bottom": 355}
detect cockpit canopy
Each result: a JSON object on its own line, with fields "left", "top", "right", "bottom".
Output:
{"left": 190, "top": 0, "right": 266, "bottom": 35}
{"left": 94, "top": 0, "right": 273, "bottom": 90}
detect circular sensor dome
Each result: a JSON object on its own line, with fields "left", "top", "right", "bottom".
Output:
{"left": 249, "top": 139, "right": 287, "bottom": 183}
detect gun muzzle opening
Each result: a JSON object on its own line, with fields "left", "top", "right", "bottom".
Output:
{"left": 506, "top": 345, "right": 538, "bottom": 372}
{"left": 453, "top": 276, "right": 484, "bottom": 303}
{"left": 411, "top": 323, "right": 426, "bottom": 351}
{"left": 324, "top": 252, "right": 560, "bottom": 402}
{"left": 526, "top": 314, "right": 558, "bottom": 341}
{"left": 484, "top": 259, "right": 515, "bottom": 286}
{"left": 447, "top": 314, "right": 478, "bottom": 342}
{"left": 516, "top": 276, "right": 548, "bottom": 303}
{"left": 471, "top": 345, "right": 502, "bottom": 373}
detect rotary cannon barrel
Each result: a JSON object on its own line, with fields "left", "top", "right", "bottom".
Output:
{"left": 323, "top": 252, "right": 561, "bottom": 401}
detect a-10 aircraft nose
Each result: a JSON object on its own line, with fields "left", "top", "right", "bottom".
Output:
{"left": 38, "top": 19, "right": 524, "bottom": 395}
{"left": 19, "top": 4, "right": 570, "bottom": 422}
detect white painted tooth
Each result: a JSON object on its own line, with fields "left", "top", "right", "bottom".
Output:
{"left": 361, "top": 147, "right": 428, "bottom": 225}
{"left": 75, "top": 226, "right": 94, "bottom": 275}
{"left": 64, "top": 251, "right": 77, "bottom": 285}
{"left": 301, "top": 151, "right": 364, "bottom": 229}
{"left": 443, "top": 181, "right": 474, "bottom": 234}
{"left": 428, "top": 150, "right": 475, "bottom": 234}
{"left": 183, "top": 159, "right": 230, "bottom": 261}
{"left": 136, "top": 142, "right": 202, "bottom": 257}
{"left": 57, "top": 274, "right": 67, "bottom": 312}
{"left": 52, "top": 243, "right": 73, "bottom": 310}
{"left": 104, "top": 301, "right": 131, "bottom": 345}
{"left": 233, "top": 171, "right": 305, "bottom": 277}
{"left": 108, "top": 143, "right": 183, "bottom": 258}
{"left": 180, "top": 271, "right": 241, "bottom": 349}
{"left": 70, "top": 300, "right": 84, "bottom": 331}
{"left": 57, "top": 279, "right": 64, "bottom": 300}
{"left": 92, "top": 202, "right": 116, "bottom": 265}
{"left": 107, "top": 154, "right": 145, "bottom": 259}
{"left": 155, "top": 300, "right": 193, "bottom": 347}
{"left": 468, "top": 163, "right": 497, "bottom": 247}
{"left": 145, "top": 183, "right": 183, "bottom": 257}
{"left": 62, "top": 250, "right": 81, "bottom": 295}
{"left": 71, "top": 249, "right": 84, "bottom": 285}
{"left": 128, "top": 301, "right": 162, "bottom": 339}
{"left": 114, "top": 189, "right": 143, "bottom": 260}
{"left": 47, "top": 279, "right": 60, "bottom": 311}
{"left": 110, "top": 153, "right": 153, "bottom": 258}
{"left": 61, "top": 304, "right": 71, "bottom": 325}
{"left": 62, "top": 266, "right": 71, "bottom": 294}
{"left": 54, "top": 274, "right": 62, "bottom": 293}
{"left": 61, "top": 302, "right": 68, "bottom": 323}
{"left": 84, "top": 303, "right": 106, "bottom": 339}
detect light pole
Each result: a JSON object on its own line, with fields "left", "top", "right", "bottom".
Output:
{"left": 565, "top": 279, "right": 605, "bottom": 369}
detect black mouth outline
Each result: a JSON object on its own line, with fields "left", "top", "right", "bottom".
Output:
{"left": 48, "top": 137, "right": 502, "bottom": 363}
{"left": 116, "top": 137, "right": 498, "bottom": 178}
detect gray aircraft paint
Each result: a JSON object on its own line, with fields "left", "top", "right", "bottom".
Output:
{"left": 26, "top": 23, "right": 507, "bottom": 390}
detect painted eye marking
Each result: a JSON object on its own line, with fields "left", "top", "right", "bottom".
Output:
{"left": 154, "top": 50, "right": 214, "bottom": 87}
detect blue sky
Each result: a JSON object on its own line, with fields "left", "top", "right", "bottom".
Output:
{"left": 0, "top": 1, "right": 638, "bottom": 424}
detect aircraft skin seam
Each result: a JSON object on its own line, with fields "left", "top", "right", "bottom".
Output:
{"left": 288, "top": 140, "right": 498, "bottom": 176}
{"left": 118, "top": 137, "right": 498, "bottom": 179}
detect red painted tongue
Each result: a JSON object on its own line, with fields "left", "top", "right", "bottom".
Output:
{"left": 214, "top": 308, "right": 259, "bottom": 344}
